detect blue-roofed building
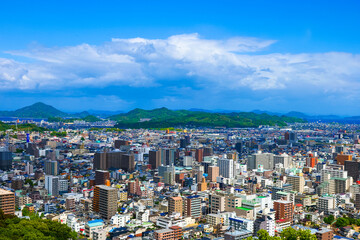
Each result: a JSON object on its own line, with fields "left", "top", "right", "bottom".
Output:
{"left": 85, "top": 219, "right": 104, "bottom": 239}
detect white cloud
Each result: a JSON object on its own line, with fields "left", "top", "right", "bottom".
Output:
{"left": 1, "top": 33, "right": 360, "bottom": 94}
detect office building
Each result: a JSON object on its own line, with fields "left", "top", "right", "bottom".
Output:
{"left": 149, "top": 150, "right": 161, "bottom": 169}
{"left": 344, "top": 161, "right": 360, "bottom": 181}
{"left": 0, "top": 150, "right": 12, "bottom": 171}
{"left": 0, "top": 188, "right": 15, "bottom": 215}
{"left": 247, "top": 152, "right": 274, "bottom": 170}
{"left": 161, "top": 148, "right": 176, "bottom": 166}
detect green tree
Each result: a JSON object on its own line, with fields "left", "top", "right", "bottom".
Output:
{"left": 335, "top": 218, "right": 350, "bottom": 228}
{"left": 280, "top": 227, "right": 317, "bottom": 240}
{"left": 324, "top": 215, "right": 334, "bottom": 224}
{"left": 24, "top": 179, "right": 34, "bottom": 187}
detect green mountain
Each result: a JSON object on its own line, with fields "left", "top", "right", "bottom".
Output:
{"left": 109, "top": 108, "right": 306, "bottom": 128}
{"left": 0, "top": 102, "right": 91, "bottom": 119}
{"left": 13, "top": 102, "right": 67, "bottom": 118}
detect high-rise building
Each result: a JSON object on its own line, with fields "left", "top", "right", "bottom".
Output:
{"left": 168, "top": 196, "right": 183, "bottom": 217}
{"left": 273, "top": 154, "right": 292, "bottom": 168}
{"left": 273, "top": 200, "right": 294, "bottom": 222}
{"left": 95, "top": 170, "right": 110, "bottom": 186}
{"left": 45, "top": 160, "right": 58, "bottom": 176}
{"left": 344, "top": 161, "right": 360, "bottom": 181}
{"left": 0, "top": 150, "right": 12, "bottom": 171}
{"left": 218, "top": 158, "right": 234, "bottom": 178}
{"left": 208, "top": 166, "right": 219, "bottom": 182}
{"left": 149, "top": 150, "right": 161, "bottom": 169}
{"left": 94, "top": 151, "right": 135, "bottom": 172}
{"left": 184, "top": 195, "right": 201, "bottom": 220}
{"left": 161, "top": 148, "right": 176, "bottom": 166}
{"left": 286, "top": 176, "right": 305, "bottom": 193}
{"left": 45, "top": 175, "right": 59, "bottom": 196}
{"left": 93, "top": 185, "right": 118, "bottom": 220}
{"left": 247, "top": 152, "right": 274, "bottom": 170}
{"left": 0, "top": 188, "right": 15, "bottom": 215}
{"left": 195, "top": 149, "right": 204, "bottom": 163}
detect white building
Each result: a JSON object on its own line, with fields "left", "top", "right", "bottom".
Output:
{"left": 218, "top": 158, "right": 234, "bottom": 178}
{"left": 110, "top": 213, "right": 131, "bottom": 227}
{"left": 45, "top": 175, "right": 59, "bottom": 196}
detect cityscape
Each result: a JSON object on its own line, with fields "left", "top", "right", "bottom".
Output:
{"left": 1, "top": 1, "right": 360, "bottom": 240}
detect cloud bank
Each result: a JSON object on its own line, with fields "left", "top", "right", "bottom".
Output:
{"left": 1, "top": 33, "right": 360, "bottom": 114}
{"left": 1, "top": 33, "right": 359, "bottom": 94}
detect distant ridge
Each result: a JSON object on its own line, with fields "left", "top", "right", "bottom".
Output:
{"left": 109, "top": 107, "right": 305, "bottom": 128}
{"left": 1, "top": 103, "right": 359, "bottom": 125}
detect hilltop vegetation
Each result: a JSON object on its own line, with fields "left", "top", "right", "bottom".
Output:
{"left": 110, "top": 107, "right": 306, "bottom": 128}
{"left": 0, "top": 121, "right": 47, "bottom": 132}
{"left": 0, "top": 209, "right": 77, "bottom": 240}
{"left": 48, "top": 115, "right": 101, "bottom": 123}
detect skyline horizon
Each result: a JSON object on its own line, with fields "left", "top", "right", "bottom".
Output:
{"left": 0, "top": 101, "right": 358, "bottom": 117}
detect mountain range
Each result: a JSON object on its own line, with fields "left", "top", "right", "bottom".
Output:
{"left": 0, "top": 102, "right": 359, "bottom": 127}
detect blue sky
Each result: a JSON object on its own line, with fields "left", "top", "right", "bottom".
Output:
{"left": 0, "top": 0, "right": 360, "bottom": 115}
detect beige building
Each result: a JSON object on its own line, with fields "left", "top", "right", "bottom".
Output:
{"left": 168, "top": 196, "right": 183, "bottom": 217}
{"left": 0, "top": 188, "right": 15, "bottom": 215}
{"left": 287, "top": 176, "right": 305, "bottom": 193}
{"left": 210, "top": 193, "right": 226, "bottom": 214}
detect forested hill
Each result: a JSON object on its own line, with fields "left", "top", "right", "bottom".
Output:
{"left": 109, "top": 107, "right": 306, "bottom": 128}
